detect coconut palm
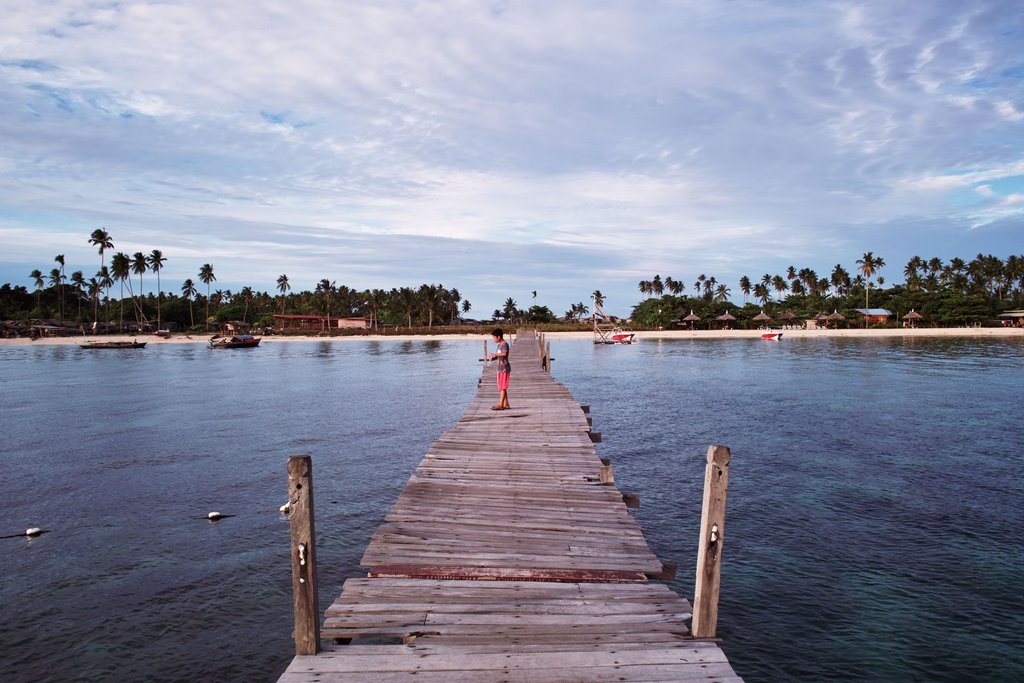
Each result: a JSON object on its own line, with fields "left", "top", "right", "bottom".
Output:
{"left": 461, "top": 299, "right": 471, "bottom": 315}
{"left": 110, "top": 252, "right": 133, "bottom": 330}
{"left": 592, "top": 290, "right": 605, "bottom": 309}
{"left": 48, "top": 268, "right": 64, "bottom": 315}
{"left": 651, "top": 275, "right": 663, "bottom": 296}
{"left": 418, "top": 284, "right": 440, "bottom": 327}
{"left": 147, "top": 250, "right": 167, "bottom": 329}
{"left": 771, "top": 274, "right": 787, "bottom": 300}
{"left": 276, "top": 274, "right": 290, "bottom": 314}
{"left": 30, "top": 269, "right": 44, "bottom": 312}
{"left": 54, "top": 255, "right": 66, "bottom": 320}
{"left": 87, "top": 277, "right": 102, "bottom": 325}
{"left": 97, "top": 266, "right": 113, "bottom": 323}
{"left": 739, "top": 276, "right": 752, "bottom": 303}
{"left": 70, "top": 271, "right": 86, "bottom": 320}
{"left": 181, "top": 278, "right": 197, "bottom": 328}
{"left": 502, "top": 297, "right": 518, "bottom": 322}
{"left": 714, "top": 283, "right": 731, "bottom": 303}
{"left": 855, "top": 252, "right": 885, "bottom": 309}
{"left": 397, "top": 287, "right": 417, "bottom": 329}
{"left": 131, "top": 252, "right": 148, "bottom": 323}
{"left": 198, "top": 263, "right": 216, "bottom": 325}
{"left": 89, "top": 228, "right": 113, "bottom": 272}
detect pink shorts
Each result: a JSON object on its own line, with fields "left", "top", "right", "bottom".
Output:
{"left": 496, "top": 371, "right": 510, "bottom": 391}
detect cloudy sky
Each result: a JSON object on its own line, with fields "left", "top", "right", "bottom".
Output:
{"left": 2, "top": 1, "right": 1022, "bottom": 316}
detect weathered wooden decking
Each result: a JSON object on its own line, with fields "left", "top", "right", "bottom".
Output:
{"left": 280, "top": 332, "right": 741, "bottom": 682}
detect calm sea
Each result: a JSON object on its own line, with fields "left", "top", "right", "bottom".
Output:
{"left": 1, "top": 336, "right": 1021, "bottom": 682}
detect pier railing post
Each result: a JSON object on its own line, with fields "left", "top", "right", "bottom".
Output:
{"left": 692, "top": 444, "right": 730, "bottom": 639}
{"left": 287, "top": 455, "right": 320, "bottom": 655}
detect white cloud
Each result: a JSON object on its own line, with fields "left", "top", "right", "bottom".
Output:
{"left": 2, "top": 1, "right": 1023, "bottom": 314}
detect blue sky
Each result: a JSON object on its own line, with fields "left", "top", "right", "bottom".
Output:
{"left": 1, "top": 1, "right": 1022, "bottom": 317}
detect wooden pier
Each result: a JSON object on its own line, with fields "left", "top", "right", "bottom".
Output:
{"left": 279, "top": 331, "right": 741, "bottom": 682}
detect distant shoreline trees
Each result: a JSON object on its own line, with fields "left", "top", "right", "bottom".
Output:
{"left": 4, "top": 232, "right": 1023, "bottom": 331}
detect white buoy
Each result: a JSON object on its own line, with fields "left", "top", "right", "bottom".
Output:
{"left": 26, "top": 528, "right": 42, "bottom": 536}
{"left": 279, "top": 503, "right": 291, "bottom": 513}
{"left": 207, "top": 512, "right": 223, "bottom": 520}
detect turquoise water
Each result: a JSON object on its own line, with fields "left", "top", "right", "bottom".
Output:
{"left": 1, "top": 337, "right": 1021, "bottom": 682}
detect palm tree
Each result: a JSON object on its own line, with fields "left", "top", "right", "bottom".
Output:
{"left": 239, "top": 286, "right": 254, "bottom": 323}
{"left": 48, "top": 268, "right": 64, "bottom": 317}
{"left": 714, "top": 283, "right": 731, "bottom": 302}
{"left": 181, "top": 279, "right": 197, "bottom": 328}
{"left": 131, "top": 252, "right": 148, "bottom": 323}
{"left": 88, "top": 277, "right": 102, "bottom": 325}
{"left": 398, "top": 287, "right": 417, "bottom": 329}
{"left": 592, "top": 290, "right": 605, "bottom": 309}
{"left": 97, "top": 266, "right": 113, "bottom": 323}
{"left": 771, "top": 275, "right": 787, "bottom": 301}
{"left": 276, "top": 274, "right": 290, "bottom": 314}
{"left": 89, "top": 228, "right": 113, "bottom": 273}
{"left": 830, "top": 264, "right": 850, "bottom": 298}
{"left": 418, "top": 284, "right": 440, "bottom": 327}
{"left": 461, "top": 299, "right": 472, "bottom": 316}
{"left": 70, "top": 271, "right": 86, "bottom": 320}
{"left": 89, "top": 229, "right": 113, "bottom": 322}
{"left": 147, "top": 250, "right": 167, "bottom": 329}
{"left": 502, "top": 297, "right": 518, "bottom": 322}
{"left": 753, "top": 282, "right": 770, "bottom": 306}
{"left": 638, "top": 280, "right": 651, "bottom": 298}
{"left": 651, "top": 275, "right": 663, "bottom": 296}
{"left": 30, "top": 269, "right": 44, "bottom": 312}
{"left": 739, "top": 276, "right": 752, "bottom": 303}
{"left": 54, "top": 254, "right": 66, "bottom": 320}
{"left": 110, "top": 252, "right": 133, "bottom": 331}
{"left": 855, "top": 252, "right": 885, "bottom": 309}
{"left": 198, "top": 263, "right": 216, "bottom": 326}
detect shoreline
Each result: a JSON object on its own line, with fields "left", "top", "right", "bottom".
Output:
{"left": 3, "top": 327, "right": 1022, "bottom": 347}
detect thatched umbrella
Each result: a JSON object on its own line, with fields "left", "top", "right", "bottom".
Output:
{"left": 752, "top": 310, "right": 772, "bottom": 322}
{"left": 681, "top": 310, "right": 701, "bottom": 329}
{"left": 714, "top": 311, "right": 737, "bottom": 329}
{"left": 826, "top": 309, "right": 846, "bottom": 328}
{"left": 815, "top": 312, "right": 829, "bottom": 322}
{"left": 903, "top": 309, "right": 923, "bottom": 328}
{"left": 779, "top": 311, "right": 796, "bottom": 321}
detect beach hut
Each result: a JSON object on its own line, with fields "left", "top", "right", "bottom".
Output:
{"left": 903, "top": 309, "right": 923, "bottom": 328}
{"left": 681, "top": 310, "right": 701, "bottom": 329}
{"left": 779, "top": 311, "right": 797, "bottom": 329}
{"left": 752, "top": 310, "right": 772, "bottom": 328}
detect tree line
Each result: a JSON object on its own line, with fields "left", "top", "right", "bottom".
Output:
{"left": 631, "top": 252, "right": 1024, "bottom": 327}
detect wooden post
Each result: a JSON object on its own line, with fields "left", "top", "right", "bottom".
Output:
{"left": 692, "top": 444, "right": 730, "bottom": 639}
{"left": 287, "top": 455, "right": 320, "bottom": 655}
{"left": 545, "top": 341, "right": 552, "bottom": 374}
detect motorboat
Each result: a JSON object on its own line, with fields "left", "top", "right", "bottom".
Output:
{"left": 761, "top": 332, "right": 783, "bottom": 341}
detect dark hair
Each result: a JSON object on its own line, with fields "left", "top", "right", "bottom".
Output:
{"left": 490, "top": 327, "right": 504, "bottom": 339}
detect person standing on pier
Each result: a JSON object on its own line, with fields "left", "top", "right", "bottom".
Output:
{"left": 489, "top": 328, "right": 511, "bottom": 410}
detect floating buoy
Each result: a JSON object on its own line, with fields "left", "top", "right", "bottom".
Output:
{"left": 279, "top": 503, "right": 291, "bottom": 513}
{"left": 1, "top": 528, "right": 50, "bottom": 539}
{"left": 192, "top": 511, "right": 236, "bottom": 521}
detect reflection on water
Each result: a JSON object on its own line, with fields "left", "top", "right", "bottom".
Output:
{"left": 0, "top": 336, "right": 1021, "bottom": 682}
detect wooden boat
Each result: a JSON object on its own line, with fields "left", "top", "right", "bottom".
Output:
{"left": 154, "top": 329, "right": 172, "bottom": 338}
{"left": 761, "top": 332, "right": 783, "bottom": 341}
{"left": 80, "top": 340, "right": 147, "bottom": 349}
{"left": 209, "top": 334, "right": 261, "bottom": 349}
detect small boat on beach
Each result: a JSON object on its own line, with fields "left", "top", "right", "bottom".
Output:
{"left": 761, "top": 332, "right": 783, "bottom": 341}
{"left": 154, "top": 329, "right": 172, "bottom": 338}
{"left": 209, "top": 334, "right": 261, "bottom": 349}
{"left": 80, "top": 340, "right": 147, "bottom": 349}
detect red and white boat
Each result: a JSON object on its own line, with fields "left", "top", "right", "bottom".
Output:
{"left": 610, "top": 329, "right": 636, "bottom": 344}
{"left": 761, "top": 332, "right": 783, "bottom": 341}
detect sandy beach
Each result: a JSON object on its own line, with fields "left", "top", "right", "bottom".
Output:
{"left": 4, "top": 326, "right": 1022, "bottom": 347}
